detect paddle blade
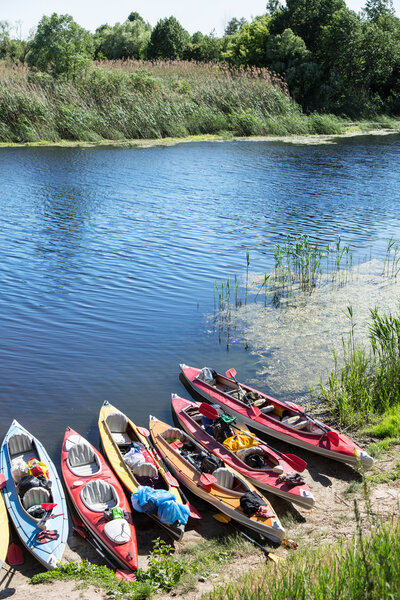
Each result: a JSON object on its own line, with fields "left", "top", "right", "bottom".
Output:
{"left": 164, "top": 472, "right": 179, "bottom": 488}
{"left": 137, "top": 426, "right": 150, "bottom": 437}
{"left": 213, "top": 513, "right": 231, "bottom": 523}
{"left": 41, "top": 503, "right": 57, "bottom": 511}
{"left": 198, "top": 402, "right": 219, "bottom": 420}
{"left": 7, "top": 543, "right": 24, "bottom": 566}
{"left": 187, "top": 503, "right": 202, "bottom": 519}
{"left": 115, "top": 569, "right": 136, "bottom": 582}
{"left": 327, "top": 430, "right": 340, "bottom": 445}
{"left": 266, "top": 551, "right": 282, "bottom": 563}
{"left": 200, "top": 472, "right": 216, "bottom": 488}
{"left": 282, "top": 454, "right": 307, "bottom": 473}
{"left": 226, "top": 368, "right": 237, "bottom": 380}
{"left": 249, "top": 405, "right": 261, "bottom": 418}
{"left": 287, "top": 401, "right": 304, "bottom": 413}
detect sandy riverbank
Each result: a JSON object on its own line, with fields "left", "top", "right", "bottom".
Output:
{"left": 1, "top": 442, "right": 399, "bottom": 600}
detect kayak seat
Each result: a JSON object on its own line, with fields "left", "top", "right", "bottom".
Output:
{"left": 22, "top": 486, "right": 51, "bottom": 511}
{"left": 104, "top": 518, "right": 131, "bottom": 545}
{"left": 282, "top": 416, "right": 308, "bottom": 430}
{"left": 67, "top": 442, "right": 101, "bottom": 477}
{"left": 260, "top": 405, "right": 275, "bottom": 414}
{"left": 131, "top": 462, "right": 158, "bottom": 478}
{"left": 213, "top": 467, "right": 235, "bottom": 490}
{"left": 106, "top": 412, "right": 131, "bottom": 446}
{"left": 8, "top": 433, "right": 33, "bottom": 457}
{"left": 80, "top": 480, "right": 119, "bottom": 512}
{"left": 237, "top": 446, "right": 264, "bottom": 462}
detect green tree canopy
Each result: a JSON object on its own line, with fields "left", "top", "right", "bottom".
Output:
{"left": 94, "top": 18, "right": 151, "bottom": 60}
{"left": 271, "top": 0, "right": 347, "bottom": 51}
{"left": 127, "top": 11, "right": 145, "bottom": 23}
{"left": 147, "top": 16, "right": 190, "bottom": 59}
{"left": 27, "top": 13, "right": 94, "bottom": 79}
{"left": 184, "top": 31, "right": 223, "bottom": 62}
{"left": 223, "top": 15, "right": 271, "bottom": 66}
{"left": 224, "top": 17, "right": 247, "bottom": 36}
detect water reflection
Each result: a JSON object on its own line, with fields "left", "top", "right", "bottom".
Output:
{"left": 0, "top": 137, "right": 399, "bottom": 456}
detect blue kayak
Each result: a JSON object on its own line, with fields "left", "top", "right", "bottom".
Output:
{"left": 0, "top": 420, "right": 68, "bottom": 569}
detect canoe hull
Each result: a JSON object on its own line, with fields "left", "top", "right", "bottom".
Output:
{"left": 180, "top": 364, "right": 373, "bottom": 470}
{"left": 149, "top": 415, "right": 285, "bottom": 543}
{"left": 61, "top": 427, "right": 138, "bottom": 571}
{"left": 172, "top": 395, "right": 314, "bottom": 510}
{"left": 0, "top": 420, "right": 68, "bottom": 570}
{"left": 0, "top": 488, "right": 9, "bottom": 569}
{"left": 99, "top": 401, "right": 186, "bottom": 540}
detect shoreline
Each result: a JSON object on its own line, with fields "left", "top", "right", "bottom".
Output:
{"left": 0, "top": 127, "right": 399, "bottom": 150}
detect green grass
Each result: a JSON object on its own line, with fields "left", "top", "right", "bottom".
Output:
{"left": 30, "top": 560, "right": 153, "bottom": 599}
{"left": 319, "top": 302, "right": 400, "bottom": 436}
{"left": 30, "top": 534, "right": 254, "bottom": 598}
{"left": 206, "top": 514, "right": 400, "bottom": 600}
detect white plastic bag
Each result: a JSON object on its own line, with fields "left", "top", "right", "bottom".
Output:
{"left": 124, "top": 448, "right": 145, "bottom": 470}
{"left": 11, "top": 457, "right": 28, "bottom": 482}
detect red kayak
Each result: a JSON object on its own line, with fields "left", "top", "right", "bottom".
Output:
{"left": 172, "top": 395, "right": 315, "bottom": 509}
{"left": 61, "top": 427, "right": 138, "bottom": 571}
{"left": 180, "top": 365, "right": 373, "bottom": 470}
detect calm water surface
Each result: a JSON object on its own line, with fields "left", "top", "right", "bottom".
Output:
{"left": 1, "top": 135, "right": 400, "bottom": 460}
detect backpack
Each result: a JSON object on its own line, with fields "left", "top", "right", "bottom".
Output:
{"left": 213, "top": 420, "right": 234, "bottom": 443}
{"left": 240, "top": 490, "right": 266, "bottom": 516}
{"left": 200, "top": 454, "right": 223, "bottom": 474}
{"left": 244, "top": 453, "right": 264, "bottom": 468}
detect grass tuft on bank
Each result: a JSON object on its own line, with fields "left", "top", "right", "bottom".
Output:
{"left": 207, "top": 514, "right": 400, "bottom": 600}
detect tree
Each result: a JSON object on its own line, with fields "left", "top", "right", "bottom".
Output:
{"left": 271, "top": 0, "right": 347, "bottom": 51}
{"left": 94, "top": 18, "right": 151, "bottom": 60}
{"left": 184, "top": 31, "right": 223, "bottom": 62}
{"left": 127, "top": 11, "right": 145, "bottom": 23}
{"left": 147, "top": 17, "right": 190, "bottom": 60}
{"left": 27, "top": 13, "right": 94, "bottom": 79}
{"left": 266, "top": 0, "right": 282, "bottom": 16}
{"left": 224, "top": 17, "right": 247, "bottom": 36}
{"left": 223, "top": 15, "right": 271, "bottom": 66}
{"left": 363, "top": 0, "right": 394, "bottom": 22}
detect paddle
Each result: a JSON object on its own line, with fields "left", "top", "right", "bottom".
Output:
{"left": 137, "top": 426, "right": 150, "bottom": 438}
{"left": 37, "top": 503, "right": 57, "bottom": 529}
{"left": 213, "top": 514, "right": 281, "bottom": 563}
{"left": 6, "top": 542, "right": 24, "bottom": 566}
{"left": 227, "top": 368, "right": 340, "bottom": 445}
{"left": 143, "top": 425, "right": 202, "bottom": 520}
{"left": 286, "top": 402, "right": 340, "bottom": 445}
{"left": 71, "top": 511, "right": 121, "bottom": 571}
{"left": 197, "top": 403, "right": 307, "bottom": 473}
{"left": 225, "top": 368, "right": 261, "bottom": 417}
{"left": 199, "top": 472, "right": 216, "bottom": 488}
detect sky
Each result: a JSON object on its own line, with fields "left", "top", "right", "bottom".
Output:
{"left": 1, "top": 0, "right": 399, "bottom": 39}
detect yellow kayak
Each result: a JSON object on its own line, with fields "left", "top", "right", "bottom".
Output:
{"left": 0, "top": 485, "right": 10, "bottom": 569}
{"left": 98, "top": 401, "right": 188, "bottom": 539}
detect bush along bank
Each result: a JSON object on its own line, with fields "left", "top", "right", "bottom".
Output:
{"left": 0, "top": 60, "right": 351, "bottom": 144}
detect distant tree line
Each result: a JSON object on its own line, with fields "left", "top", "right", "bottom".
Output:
{"left": 1, "top": 0, "right": 399, "bottom": 116}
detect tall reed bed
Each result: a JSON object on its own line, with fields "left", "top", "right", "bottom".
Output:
{"left": 320, "top": 304, "right": 400, "bottom": 426}
{"left": 214, "top": 235, "right": 354, "bottom": 314}
{"left": 208, "top": 512, "right": 400, "bottom": 600}
{"left": 0, "top": 60, "right": 345, "bottom": 143}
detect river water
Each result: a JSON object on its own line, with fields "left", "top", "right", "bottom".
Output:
{"left": 1, "top": 134, "right": 400, "bottom": 459}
